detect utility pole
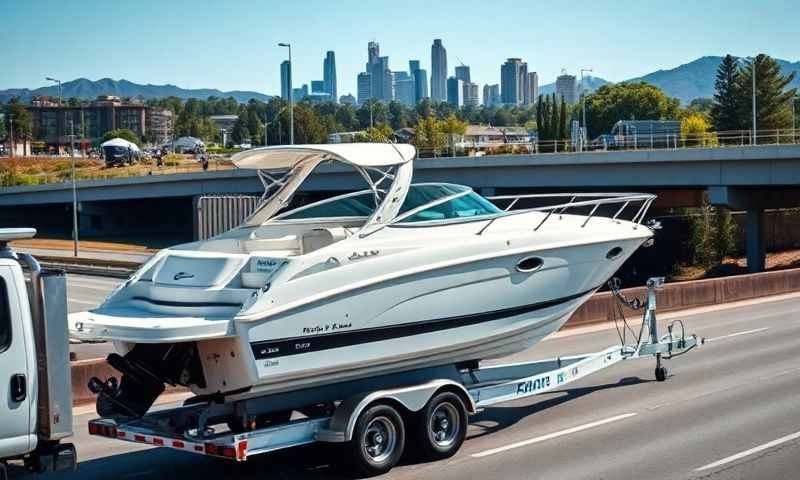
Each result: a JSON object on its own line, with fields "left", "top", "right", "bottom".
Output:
{"left": 580, "top": 68, "right": 592, "bottom": 149}
{"left": 46, "top": 77, "right": 62, "bottom": 105}
{"left": 69, "top": 120, "right": 79, "bottom": 257}
{"left": 278, "top": 43, "right": 294, "bottom": 144}
{"left": 751, "top": 57, "right": 757, "bottom": 145}
{"left": 8, "top": 116, "right": 13, "bottom": 158}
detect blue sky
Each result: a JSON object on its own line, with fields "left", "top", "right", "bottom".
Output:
{"left": 2, "top": 0, "right": 797, "bottom": 96}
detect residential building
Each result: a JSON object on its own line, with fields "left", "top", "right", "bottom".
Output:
{"left": 292, "top": 84, "right": 309, "bottom": 102}
{"left": 146, "top": 107, "right": 174, "bottom": 145}
{"left": 556, "top": 72, "right": 578, "bottom": 105}
{"left": 430, "top": 39, "right": 447, "bottom": 102}
{"left": 323, "top": 50, "right": 337, "bottom": 103}
{"left": 413, "top": 68, "right": 429, "bottom": 103}
{"left": 500, "top": 58, "right": 528, "bottom": 105}
{"left": 463, "top": 82, "right": 480, "bottom": 107}
{"left": 339, "top": 93, "right": 356, "bottom": 106}
{"left": 280, "top": 60, "right": 292, "bottom": 101}
{"left": 483, "top": 84, "right": 501, "bottom": 107}
{"left": 458, "top": 125, "right": 530, "bottom": 147}
{"left": 528, "top": 72, "right": 539, "bottom": 104}
{"left": 357, "top": 72, "right": 371, "bottom": 105}
{"left": 455, "top": 65, "right": 471, "bottom": 83}
{"left": 447, "top": 76, "right": 463, "bottom": 107}
{"left": 27, "top": 95, "right": 148, "bottom": 148}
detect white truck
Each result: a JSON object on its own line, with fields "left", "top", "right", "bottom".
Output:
{"left": 0, "top": 229, "right": 76, "bottom": 479}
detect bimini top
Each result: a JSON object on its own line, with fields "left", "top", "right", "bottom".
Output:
{"left": 232, "top": 143, "right": 415, "bottom": 171}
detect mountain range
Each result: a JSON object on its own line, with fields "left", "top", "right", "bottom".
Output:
{"left": 0, "top": 78, "right": 271, "bottom": 104}
{"left": 2, "top": 56, "right": 798, "bottom": 105}
{"left": 537, "top": 56, "right": 799, "bottom": 104}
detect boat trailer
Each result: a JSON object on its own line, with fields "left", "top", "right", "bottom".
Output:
{"left": 89, "top": 277, "right": 702, "bottom": 475}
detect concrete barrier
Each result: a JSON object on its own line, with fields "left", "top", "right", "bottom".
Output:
{"left": 70, "top": 267, "right": 800, "bottom": 406}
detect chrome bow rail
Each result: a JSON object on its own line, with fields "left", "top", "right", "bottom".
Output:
{"left": 478, "top": 192, "right": 657, "bottom": 235}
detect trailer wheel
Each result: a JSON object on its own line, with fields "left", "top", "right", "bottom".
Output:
{"left": 414, "top": 391, "right": 468, "bottom": 461}
{"left": 345, "top": 403, "right": 405, "bottom": 477}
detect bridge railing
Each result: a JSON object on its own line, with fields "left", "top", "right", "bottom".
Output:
{"left": 416, "top": 127, "right": 799, "bottom": 158}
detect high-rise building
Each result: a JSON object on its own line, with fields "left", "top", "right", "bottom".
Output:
{"left": 280, "top": 60, "right": 292, "bottom": 101}
{"left": 357, "top": 72, "right": 371, "bottom": 106}
{"left": 483, "top": 84, "right": 501, "bottom": 107}
{"left": 528, "top": 72, "right": 539, "bottom": 104}
{"left": 394, "top": 75, "right": 415, "bottom": 106}
{"left": 292, "top": 84, "right": 309, "bottom": 102}
{"left": 413, "top": 69, "right": 429, "bottom": 103}
{"left": 447, "top": 76, "right": 463, "bottom": 107}
{"left": 323, "top": 51, "right": 337, "bottom": 103}
{"left": 430, "top": 39, "right": 447, "bottom": 102}
{"left": 311, "top": 80, "right": 325, "bottom": 93}
{"left": 366, "top": 45, "right": 392, "bottom": 102}
{"left": 500, "top": 58, "right": 528, "bottom": 105}
{"left": 455, "top": 65, "right": 471, "bottom": 83}
{"left": 409, "top": 60, "right": 420, "bottom": 73}
{"left": 463, "top": 82, "right": 479, "bottom": 106}
{"left": 556, "top": 72, "right": 578, "bottom": 105}
{"left": 368, "top": 41, "right": 380, "bottom": 65}
{"left": 380, "top": 58, "right": 393, "bottom": 102}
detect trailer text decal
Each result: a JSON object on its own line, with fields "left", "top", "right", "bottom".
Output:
{"left": 516, "top": 376, "right": 550, "bottom": 394}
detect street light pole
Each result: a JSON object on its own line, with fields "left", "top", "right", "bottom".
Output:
{"left": 278, "top": 43, "right": 294, "bottom": 144}
{"left": 69, "top": 120, "right": 79, "bottom": 257}
{"left": 580, "top": 68, "right": 592, "bottom": 148}
{"left": 46, "top": 77, "right": 62, "bottom": 105}
{"left": 751, "top": 57, "right": 757, "bottom": 145}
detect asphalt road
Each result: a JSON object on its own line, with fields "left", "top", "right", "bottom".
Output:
{"left": 65, "top": 274, "right": 120, "bottom": 360}
{"left": 19, "top": 285, "right": 800, "bottom": 480}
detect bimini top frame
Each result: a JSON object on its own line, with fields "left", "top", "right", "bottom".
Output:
{"left": 231, "top": 144, "right": 416, "bottom": 228}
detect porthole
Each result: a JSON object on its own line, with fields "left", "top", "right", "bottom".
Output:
{"left": 516, "top": 256, "right": 544, "bottom": 273}
{"left": 606, "top": 246, "right": 623, "bottom": 260}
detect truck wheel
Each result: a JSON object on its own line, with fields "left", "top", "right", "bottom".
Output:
{"left": 413, "top": 391, "right": 467, "bottom": 461}
{"left": 346, "top": 403, "right": 405, "bottom": 477}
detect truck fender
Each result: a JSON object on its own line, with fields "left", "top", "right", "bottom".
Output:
{"left": 315, "top": 379, "right": 474, "bottom": 443}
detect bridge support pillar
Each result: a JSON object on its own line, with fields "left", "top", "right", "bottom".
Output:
{"left": 745, "top": 209, "right": 765, "bottom": 273}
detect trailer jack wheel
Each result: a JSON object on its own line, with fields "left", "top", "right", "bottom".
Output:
{"left": 345, "top": 403, "right": 405, "bottom": 477}
{"left": 655, "top": 366, "right": 668, "bottom": 382}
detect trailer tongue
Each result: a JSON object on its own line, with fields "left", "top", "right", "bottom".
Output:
{"left": 89, "top": 277, "right": 701, "bottom": 476}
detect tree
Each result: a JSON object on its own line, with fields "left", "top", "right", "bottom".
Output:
{"left": 246, "top": 110, "right": 264, "bottom": 145}
{"left": 549, "top": 93, "right": 558, "bottom": 142}
{"left": 440, "top": 114, "right": 468, "bottom": 156}
{"left": 357, "top": 124, "right": 393, "bottom": 142}
{"left": 583, "top": 82, "right": 681, "bottom": 139}
{"left": 712, "top": 207, "right": 737, "bottom": 263}
{"left": 0, "top": 114, "right": 5, "bottom": 140}
{"left": 8, "top": 101, "right": 33, "bottom": 155}
{"left": 535, "top": 96, "right": 544, "bottom": 139}
{"left": 681, "top": 113, "right": 717, "bottom": 147}
{"left": 102, "top": 128, "right": 141, "bottom": 146}
{"left": 231, "top": 116, "right": 250, "bottom": 144}
{"left": 558, "top": 96, "right": 568, "bottom": 140}
{"left": 413, "top": 116, "right": 446, "bottom": 157}
{"left": 736, "top": 54, "right": 797, "bottom": 134}
{"left": 710, "top": 55, "right": 742, "bottom": 133}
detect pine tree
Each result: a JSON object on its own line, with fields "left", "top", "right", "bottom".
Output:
{"left": 549, "top": 93, "right": 558, "bottom": 142}
{"left": 710, "top": 54, "right": 742, "bottom": 133}
{"left": 736, "top": 54, "right": 797, "bottom": 133}
{"left": 535, "top": 96, "right": 543, "bottom": 137}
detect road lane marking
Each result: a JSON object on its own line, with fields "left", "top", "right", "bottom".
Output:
{"left": 696, "top": 430, "right": 800, "bottom": 471}
{"left": 471, "top": 413, "right": 637, "bottom": 458}
{"left": 705, "top": 327, "right": 770, "bottom": 342}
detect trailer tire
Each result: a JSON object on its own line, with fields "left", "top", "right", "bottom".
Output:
{"left": 345, "top": 403, "right": 405, "bottom": 477}
{"left": 413, "top": 391, "right": 468, "bottom": 461}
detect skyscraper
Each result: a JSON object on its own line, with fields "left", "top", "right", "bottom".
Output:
{"left": 447, "top": 76, "right": 463, "bottom": 107}
{"left": 528, "top": 72, "right": 539, "bottom": 104}
{"left": 368, "top": 41, "right": 380, "bottom": 65}
{"left": 394, "top": 74, "right": 415, "bottom": 107}
{"left": 413, "top": 69, "right": 428, "bottom": 103}
{"left": 409, "top": 60, "right": 420, "bottom": 73}
{"left": 431, "top": 39, "right": 447, "bottom": 103}
{"left": 483, "top": 84, "right": 501, "bottom": 107}
{"left": 357, "top": 72, "right": 371, "bottom": 106}
{"left": 519, "top": 62, "right": 529, "bottom": 105}
{"left": 501, "top": 58, "right": 527, "bottom": 105}
{"left": 323, "top": 51, "right": 337, "bottom": 103}
{"left": 455, "top": 65, "right": 471, "bottom": 83}
{"left": 280, "top": 60, "right": 292, "bottom": 101}
{"left": 463, "top": 82, "right": 479, "bottom": 107}
{"left": 556, "top": 72, "right": 578, "bottom": 105}
{"left": 311, "top": 80, "right": 325, "bottom": 93}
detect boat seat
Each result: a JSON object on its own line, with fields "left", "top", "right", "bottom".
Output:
{"left": 243, "top": 234, "right": 301, "bottom": 255}
{"left": 302, "top": 227, "right": 350, "bottom": 254}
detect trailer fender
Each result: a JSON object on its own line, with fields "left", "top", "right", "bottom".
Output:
{"left": 316, "top": 379, "right": 474, "bottom": 443}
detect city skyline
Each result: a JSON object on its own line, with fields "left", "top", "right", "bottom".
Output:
{"left": 3, "top": 0, "right": 798, "bottom": 97}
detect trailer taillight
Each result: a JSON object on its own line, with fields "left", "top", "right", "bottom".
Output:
{"left": 88, "top": 422, "right": 117, "bottom": 438}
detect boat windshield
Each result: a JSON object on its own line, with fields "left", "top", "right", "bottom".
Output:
{"left": 278, "top": 184, "right": 501, "bottom": 223}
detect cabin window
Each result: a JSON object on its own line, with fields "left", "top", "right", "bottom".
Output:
{"left": 398, "top": 185, "right": 502, "bottom": 223}
{"left": 280, "top": 192, "right": 376, "bottom": 220}
{"left": 0, "top": 277, "right": 11, "bottom": 354}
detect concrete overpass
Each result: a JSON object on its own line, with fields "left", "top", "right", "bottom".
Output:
{"left": 2, "top": 144, "right": 800, "bottom": 271}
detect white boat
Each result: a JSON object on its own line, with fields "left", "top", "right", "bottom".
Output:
{"left": 71, "top": 143, "right": 656, "bottom": 417}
